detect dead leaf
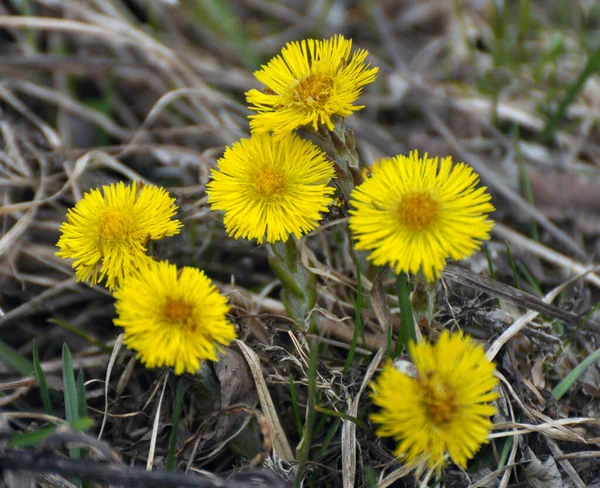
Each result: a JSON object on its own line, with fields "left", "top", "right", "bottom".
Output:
{"left": 524, "top": 445, "right": 565, "bottom": 488}
{"left": 213, "top": 347, "right": 258, "bottom": 440}
{"left": 235, "top": 340, "right": 295, "bottom": 462}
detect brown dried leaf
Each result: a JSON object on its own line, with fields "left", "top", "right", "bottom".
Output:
{"left": 213, "top": 347, "right": 258, "bottom": 440}
{"left": 524, "top": 446, "right": 564, "bottom": 488}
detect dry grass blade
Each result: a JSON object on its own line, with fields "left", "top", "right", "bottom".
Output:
{"left": 493, "top": 223, "right": 600, "bottom": 288}
{"left": 146, "top": 371, "right": 169, "bottom": 471}
{"left": 342, "top": 348, "right": 384, "bottom": 488}
{"left": 421, "top": 101, "right": 587, "bottom": 261}
{"left": 486, "top": 284, "right": 564, "bottom": 360}
{"left": 1, "top": 1, "right": 599, "bottom": 485}
{"left": 377, "top": 465, "right": 413, "bottom": 488}
{"left": 545, "top": 438, "right": 586, "bottom": 488}
{"left": 98, "top": 333, "right": 124, "bottom": 440}
{"left": 443, "top": 264, "right": 585, "bottom": 326}
{"left": 235, "top": 340, "right": 294, "bottom": 462}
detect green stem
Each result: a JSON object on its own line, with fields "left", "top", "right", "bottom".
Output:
{"left": 410, "top": 269, "right": 437, "bottom": 331}
{"left": 268, "top": 239, "right": 318, "bottom": 333}
{"left": 167, "top": 377, "right": 187, "bottom": 471}
{"left": 343, "top": 260, "right": 364, "bottom": 374}
{"left": 395, "top": 272, "right": 416, "bottom": 356}
{"left": 305, "top": 118, "right": 363, "bottom": 201}
{"left": 294, "top": 338, "right": 319, "bottom": 487}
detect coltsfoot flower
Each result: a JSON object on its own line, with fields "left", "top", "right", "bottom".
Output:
{"left": 349, "top": 151, "right": 494, "bottom": 281}
{"left": 246, "top": 34, "right": 378, "bottom": 135}
{"left": 113, "top": 260, "right": 236, "bottom": 375}
{"left": 370, "top": 331, "right": 499, "bottom": 473}
{"left": 206, "top": 132, "right": 335, "bottom": 243}
{"left": 56, "top": 181, "right": 182, "bottom": 290}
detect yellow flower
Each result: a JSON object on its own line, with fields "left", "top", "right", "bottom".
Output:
{"left": 349, "top": 151, "right": 494, "bottom": 281}
{"left": 113, "top": 260, "right": 236, "bottom": 375}
{"left": 246, "top": 34, "right": 378, "bottom": 135}
{"left": 56, "top": 181, "right": 182, "bottom": 290}
{"left": 206, "top": 132, "right": 336, "bottom": 243}
{"left": 370, "top": 331, "right": 498, "bottom": 473}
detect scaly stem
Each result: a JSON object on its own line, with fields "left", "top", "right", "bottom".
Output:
{"left": 302, "top": 118, "right": 363, "bottom": 202}
{"left": 411, "top": 269, "right": 437, "bottom": 331}
{"left": 267, "top": 239, "right": 318, "bottom": 333}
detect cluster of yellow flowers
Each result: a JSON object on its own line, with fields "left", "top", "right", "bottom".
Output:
{"left": 56, "top": 181, "right": 236, "bottom": 375}
{"left": 56, "top": 34, "right": 499, "bottom": 477}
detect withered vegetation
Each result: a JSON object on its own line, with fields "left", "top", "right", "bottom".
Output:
{"left": 1, "top": 1, "right": 600, "bottom": 487}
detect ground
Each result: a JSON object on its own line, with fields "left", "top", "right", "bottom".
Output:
{"left": 1, "top": 1, "right": 600, "bottom": 487}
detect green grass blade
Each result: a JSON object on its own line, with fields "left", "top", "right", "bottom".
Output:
{"left": 492, "top": 0, "right": 507, "bottom": 66}
{"left": 9, "top": 424, "right": 57, "bottom": 448}
{"left": 533, "top": 32, "right": 564, "bottom": 81}
{"left": 552, "top": 347, "right": 600, "bottom": 400}
{"left": 313, "top": 405, "right": 372, "bottom": 435}
{"left": 517, "top": 0, "right": 531, "bottom": 62}
{"left": 289, "top": 376, "right": 303, "bottom": 438}
{"left": 516, "top": 262, "right": 543, "bottom": 296}
{"left": 8, "top": 417, "right": 93, "bottom": 449}
{"left": 33, "top": 341, "right": 52, "bottom": 414}
{"left": 395, "top": 272, "right": 415, "bottom": 356}
{"left": 48, "top": 318, "right": 111, "bottom": 352}
{"left": 186, "top": 0, "right": 260, "bottom": 70}
{"left": 62, "top": 344, "right": 81, "bottom": 461}
{"left": 317, "top": 417, "right": 341, "bottom": 457}
{"left": 365, "top": 466, "right": 378, "bottom": 488}
{"left": 515, "top": 128, "right": 539, "bottom": 241}
{"left": 484, "top": 245, "right": 501, "bottom": 307}
{"left": 578, "top": 301, "right": 600, "bottom": 330}
{"left": 344, "top": 261, "right": 364, "bottom": 374}
{"left": 497, "top": 435, "right": 513, "bottom": 470}
{"left": 76, "top": 370, "right": 90, "bottom": 487}
{"left": 0, "top": 339, "right": 34, "bottom": 376}
{"left": 167, "top": 377, "right": 187, "bottom": 471}
{"left": 484, "top": 244, "right": 496, "bottom": 280}
{"left": 540, "top": 44, "right": 600, "bottom": 140}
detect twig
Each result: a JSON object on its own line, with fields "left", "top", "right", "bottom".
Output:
{"left": 0, "top": 449, "right": 250, "bottom": 488}
{"left": 443, "top": 264, "right": 588, "bottom": 327}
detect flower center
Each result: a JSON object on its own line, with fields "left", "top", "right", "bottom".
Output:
{"left": 420, "top": 377, "right": 457, "bottom": 425}
{"left": 396, "top": 192, "right": 439, "bottom": 229}
{"left": 294, "top": 74, "right": 335, "bottom": 105}
{"left": 162, "top": 298, "right": 195, "bottom": 328}
{"left": 254, "top": 166, "right": 286, "bottom": 197}
{"left": 102, "top": 209, "right": 134, "bottom": 240}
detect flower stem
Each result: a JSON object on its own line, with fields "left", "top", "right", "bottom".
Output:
{"left": 395, "top": 272, "right": 416, "bottom": 356}
{"left": 267, "top": 239, "right": 318, "bottom": 333}
{"left": 304, "top": 119, "right": 363, "bottom": 201}
{"left": 411, "top": 269, "right": 437, "bottom": 330}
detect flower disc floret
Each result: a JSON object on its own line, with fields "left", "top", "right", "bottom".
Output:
{"left": 349, "top": 151, "right": 495, "bottom": 281}
{"left": 370, "top": 331, "right": 499, "bottom": 473}
{"left": 113, "top": 260, "right": 236, "bottom": 375}
{"left": 56, "top": 181, "right": 182, "bottom": 290}
{"left": 246, "top": 34, "right": 378, "bottom": 135}
{"left": 206, "top": 132, "right": 336, "bottom": 243}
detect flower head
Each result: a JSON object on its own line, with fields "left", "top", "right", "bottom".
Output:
{"left": 113, "top": 260, "right": 236, "bottom": 375}
{"left": 370, "top": 331, "right": 498, "bottom": 473}
{"left": 56, "top": 181, "right": 182, "bottom": 290}
{"left": 349, "top": 151, "right": 494, "bottom": 281}
{"left": 206, "top": 132, "right": 335, "bottom": 243}
{"left": 246, "top": 34, "right": 378, "bottom": 135}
